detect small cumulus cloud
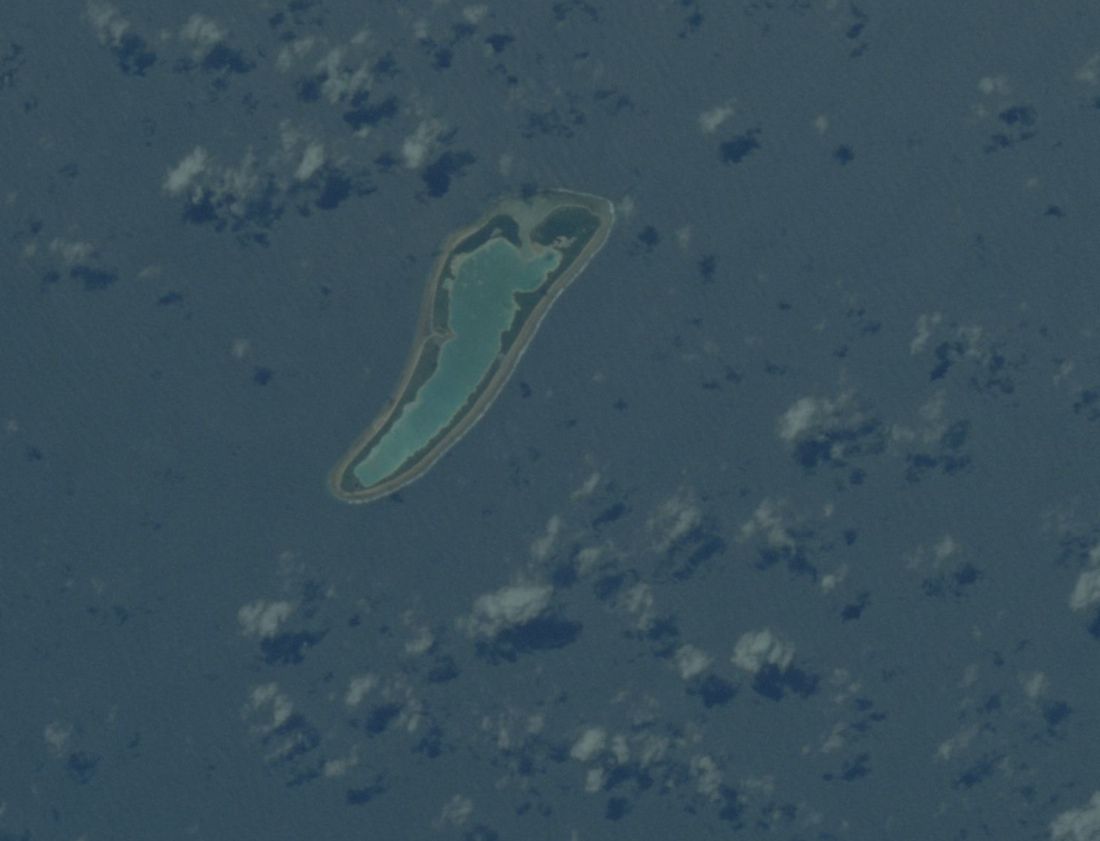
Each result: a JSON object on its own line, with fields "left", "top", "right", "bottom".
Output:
{"left": 674, "top": 644, "right": 712, "bottom": 680}
{"left": 161, "top": 129, "right": 357, "bottom": 235}
{"left": 461, "top": 582, "right": 553, "bottom": 638}
{"left": 48, "top": 238, "right": 97, "bottom": 265}
{"left": 1021, "top": 671, "right": 1048, "bottom": 701}
{"left": 935, "top": 723, "right": 980, "bottom": 761}
{"left": 44, "top": 721, "right": 73, "bottom": 755}
{"left": 85, "top": 1, "right": 130, "bottom": 47}
{"left": 739, "top": 498, "right": 796, "bottom": 552}
{"left": 731, "top": 628, "right": 795, "bottom": 674}
{"left": 295, "top": 142, "right": 325, "bottom": 181}
{"left": 322, "top": 749, "right": 359, "bottom": 777}
{"left": 778, "top": 392, "right": 855, "bottom": 443}
{"left": 778, "top": 396, "right": 824, "bottom": 442}
{"left": 1069, "top": 546, "right": 1100, "bottom": 611}
{"left": 314, "top": 47, "right": 373, "bottom": 105}
{"left": 819, "top": 564, "right": 847, "bottom": 593}
{"left": 699, "top": 102, "right": 735, "bottom": 134}
{"left": 903, "top": 534, "right": 961, "bottom": 574}
{"left": 571, "top": 470, "right": 601, "bottom": 500}
{"left": 279, "top": 121, "right": 327, "bottom": 182}
{"left": 569, "top": 726, "right": 607, "bottom": 762}
{"left": 647, "top": 487, "right": 702, "bottom": 551}
{"left": 434, "top": 795, "right": 474, "bottom": 829}
{"left": 690, "top": 755, "right": 724, "bottom": 799}
{"left": 530, "top": 515, "right": 562, "bottom": 562}
{"left": 977, "top": 75, "right": 1011, "bottom": 95}
{"left": 910, "top": 312, "right": 943, "bottom": 354}
{"left": 404, "top": 624, "right": 434, "bottom": 656}
{"left": 179, "top": 14, "right": 226, "bottom": 52}
{"left": 401, "top": 119, "right": 444, "bottom": 168}
{"left": 245, "top": 682, "right": 293, "bottom": 731}
{"left": 163, "top": 147, "right": 209, "bottom": 195}
{"left": 276, "top": 35, "right": 317, "bottom": 72}
{"left": 344, "top": 674, "right": 378, "bottom": 707}
{"left": 462, "top": 5, "right": 490, "bottom": 24}
{"left": 776, "top": 389, "right": 881, "bottom": 469}
{"left": 889, "top": 391, "right": 951, "bottom": 447}
{"left": 1051, "top": 790, "right": 1100, "bottom": 841}
{"left": 584, "top": 767, "right": 606, "bottom": 793}
{"left": 1074, "top": 54, "right": 1100, "bottom": 85}
{"left": 237, "top": 599, "right": 294, "bottom": 638}
{"left": 621, "top": 581, "right": 656, "bottom": 631}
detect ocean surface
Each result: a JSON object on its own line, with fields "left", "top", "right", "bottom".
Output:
{"left": 2, "top": 1, "right": 1099, "bottom": 839}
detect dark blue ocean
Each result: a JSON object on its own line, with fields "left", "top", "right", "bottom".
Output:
{"left": 2, "top": 1, "right": 1099, "bottom": 838}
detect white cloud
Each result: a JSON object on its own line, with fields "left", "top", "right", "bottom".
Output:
{"left": 1051, "top": 791, "right": 1100, "bottom": 840}
{"left": 48, "top": 238, "right": 96, "bottom": 265}
{"left": 1070, "top": 567, "right": 1100, "bottom": 611}
{"left": 647, "top": 488, "right": 701, "bottom": 550}
{"left": 345, "top": 674, "right": 378, "bottom": 707}
{"left": 777, "top": 393, "right": 855, "bottom": 443}
{"left": 977, "top": 75, "right": 1011, "bottom": 95}
{"left": 238, "top": 600, "right": 294, "bottom": 638}
{"left": 276, "top": 35, "right": 317, "bottom": 72}
{"left": 163, "top": 147, "right": 209, "bottom": 195}
{"left": 690, "top": 755, "right": 723, "bottom": 798}
{"left": 890, "top": 391, "right": 950, "bottom": 447}
{"left": 245, "top": 682, "right": 293, "bottom": 730}
{"left": 463, "top": 5, "right": 490, "bottom": 24}
{"left": 314, "top": 47, "right": 372, "bottom": 104}
{"left": 295, "top": 142, "right": 325, "bottom": 181}
{"left": 934, "top": 535, "right": 958, "bottom": 561}
{"left": 323, "top": 753, "right": 358, "bottom": 777}
{"left": 584, "top": 767, "right": 606, "bottom": 792}
{"left": 935, "top": 724, "right": 979, "bottom": 761}
{"left": 530, "top": 515, "right": 561, "bottom": 562}
{"left": 463, "top": 583, "right": 553, "bottom": 637}
{"left": 778, "top": 396, "right": 820, "bottom": 441}
{"left": 731, "top": 629, "right": 795, "bottom": 674}
{"left": 738, "top": 498, "right": 796, "bottom": 551}
{"left": 86, "top": 1, "right": 129, "bottom": 47}
{"left": 699, "top": 103, "right": 734, "bottom": 134}
{"left": 622, "top": 581, "right": 656, "bottom": 631}
{"left": 573, "top": 545, "right": 605, "bottom": 576}
{"left": 571, "top": 470, "right": 601, "bottom": 500}
{"left": 44, "top": 721, "right": 72, "bottom": 755}
{"left": 776, "top": 390, "right": 871, "bottom": 457}
{"left": 820, "top": 564, "right": 847, "bottom": 593}
{"left": 610, "top": 734, "right": 629, "bottom": 763}
{"left": 675, "top": 225, "right": 692, "bottom": 249}
{"left": 569, "top": 727, "right": 607, "bottom": 761}
{"left": 434, "top": 795, "right": 474, "bottom": 828}
{"left": 404, "top": 623, "right": 434, "bottom": 655}
{"left": 910, "top": 312, "right": 942, "bottom": 354}
{"left": 1075, "top": 53, "right": 1100, "bottom": 85}
{"left": 675, "top": 644, "right": 712, "bottom": 680}
{"left": 180, "top": 14, "right": 225, "bottom": 51}
{"left": 1022, "top": 671, "right": 1048, "bottom": 701}
{"left": 401, "top": 119, "right": 443, "bottom": 168}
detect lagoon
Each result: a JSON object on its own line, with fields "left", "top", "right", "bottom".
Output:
{"left": 330, "top": 189, "right": 615, "bottom": 503}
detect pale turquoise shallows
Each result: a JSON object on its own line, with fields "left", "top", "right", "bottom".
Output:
{"left": 352, "top": 238, "right": 561, "bottom": 488}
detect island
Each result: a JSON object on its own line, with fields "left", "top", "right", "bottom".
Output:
{"left": 329, "top": 188, "right": 615, "bottom": 504}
